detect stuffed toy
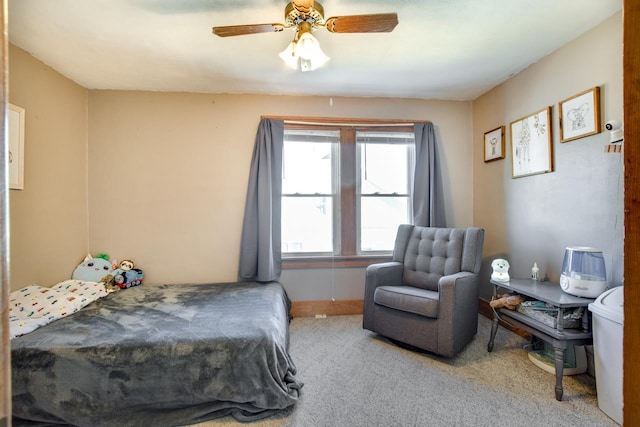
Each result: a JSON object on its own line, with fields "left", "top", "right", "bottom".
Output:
{"left": 99, "top": 274, "right": 120, "bottom": 293}
{"left": 491, "top": 258, "right": 510, "bottom": 282}
{"left": 490, "top": 293, "right": 525, "bottom": 310}
{"left": 112, "top": 259, "right": 144, "bottom": 289}
{"left": 72, "top": 253, "right": 116, "bottom": 282}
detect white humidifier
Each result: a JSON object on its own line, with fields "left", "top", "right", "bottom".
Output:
{"left": 559, "top": 246, "right": 607, "bottom": 298}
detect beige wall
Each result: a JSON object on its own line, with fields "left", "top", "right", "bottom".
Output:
{"left": 472, "top": 12, "right": 623, "bottom": 299}
{"left": 88, "top": 92, "right": 473, "bottom": 288}
{"left": 8, "top": 45, "right": 89, "bottom": 291}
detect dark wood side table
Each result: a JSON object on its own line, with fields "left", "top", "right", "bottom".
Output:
{"left": 487, "top": 278, "right": 595, "bottom": 401}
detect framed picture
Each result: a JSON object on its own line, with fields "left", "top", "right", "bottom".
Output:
{"left": 510, "top": 107, "right": 553, "bottom": 178}
{"left": 9, "top": 103, "right": 25, "bottom": 190}
{"left": 484, "top": 126, "right": 505, "bottom": 162}
{"left": 559, "top": 87, "right": 601, "bottom": 143}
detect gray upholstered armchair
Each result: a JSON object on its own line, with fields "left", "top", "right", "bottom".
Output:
{"left": 363, "top": 225, "right": 485, "bottom": 357}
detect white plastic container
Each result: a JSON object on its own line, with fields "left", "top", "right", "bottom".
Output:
{"left": 588, "top": 286, "right": 624, "bottom": 425}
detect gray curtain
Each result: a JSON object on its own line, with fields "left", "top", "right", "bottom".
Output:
{"left": 413, "top": 122, "right": 441, "bottom": 227}
{"left": 238, "top": 118, "right": 284, "bottom": 282}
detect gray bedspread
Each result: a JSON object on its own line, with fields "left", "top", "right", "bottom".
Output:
{"left": 12, "top": 281, "right": 302, "bottom": 426}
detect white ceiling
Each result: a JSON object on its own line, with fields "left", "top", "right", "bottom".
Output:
{"left": 8, "top": 0, "right": 622, "bottom": 101}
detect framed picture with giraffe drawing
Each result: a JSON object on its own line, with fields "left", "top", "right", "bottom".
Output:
{"left": 510, "top": 106, "right": 553, "bottom": 178}
{"left": 559, "top": 86, "right": 601, "bottom": 143}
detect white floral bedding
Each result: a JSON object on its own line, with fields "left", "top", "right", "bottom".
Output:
{"left": 9, "top": 280, "right": 108, "bottom": 339}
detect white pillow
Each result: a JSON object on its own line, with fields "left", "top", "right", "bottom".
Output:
{"left": 52, "top": 279, "right": 108, "bottom": 302}
{"left": 10, "top": 284, "right": 84, "bottom": 319}
{"left": 10, "top": 281, "right": 108, "bottom": 339}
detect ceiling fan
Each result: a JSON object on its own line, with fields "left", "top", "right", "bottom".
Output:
{"left": 212, "top": 0, "right": 398, "bottom": 72}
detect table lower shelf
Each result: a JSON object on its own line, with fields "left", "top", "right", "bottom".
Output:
{"left": 488, "top": 308, "right": 593, "bottom": 401}
{"left": 496, "top": 308, "right": 592, "bottom": 344}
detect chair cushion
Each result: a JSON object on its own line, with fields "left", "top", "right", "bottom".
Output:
{"left": 374, "top": 285, "right": 439, "bottom": 318}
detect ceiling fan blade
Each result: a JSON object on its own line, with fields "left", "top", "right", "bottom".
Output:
{"left": 212, "top": 23, "right": 286, "bottom": 37}
{"left": 325, "top": 13, "right": 398, "bottom": 33}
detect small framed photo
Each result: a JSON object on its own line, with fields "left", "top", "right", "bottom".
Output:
{"left": 510, "top": 107, "right": 553, "bottom": 178}
{"left": 559, "top": 87, "right": 601, "bottom": 143}
{"left": 484, "top": 126, "right": 505, "bottom": 162}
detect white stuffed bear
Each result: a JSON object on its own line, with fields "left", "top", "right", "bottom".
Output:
{"left": 491, "top": 259, "right": 510, "bottom": 282}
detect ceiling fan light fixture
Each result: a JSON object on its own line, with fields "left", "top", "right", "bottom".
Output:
{"left": 279, "top": 41, "right": 299, "bottom": 69}
{"left": 296, "top": 31, "right": 317, "bottom": 59}
{"left": 299, "top": 48, "right": 329, "bottom": 72}
{"left": 297, "top": 31, "right": 329, "bottom": 64}
{"left": 280, "top": 29, "right": 329, "bottom": 72}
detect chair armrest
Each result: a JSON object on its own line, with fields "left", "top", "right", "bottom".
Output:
{"left": 437, "top": 271, "right": 480, "bottom": 346}
{"left": 438, "top": 271, "right": 479, "bottom": 308}
{"left": 363, "top": 262, "right": 404, "bottom": 329}
{"left": 366, "top": 262, "right": 403, "bottom": 289}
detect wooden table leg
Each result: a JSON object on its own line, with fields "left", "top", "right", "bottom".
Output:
{"left": 554, "top": 346, "right": 565, "bottom": 401}
{"left": 488, "top": 315, "right": 499, "bottom": 352}
{"left": 488, "top": 285, "right": 500, "bottom": 352}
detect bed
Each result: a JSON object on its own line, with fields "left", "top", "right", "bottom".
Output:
{"left": 11, "top": 281, "right": 302, "bottom": 426}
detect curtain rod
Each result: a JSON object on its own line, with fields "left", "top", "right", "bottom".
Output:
{"left": 261, "top": 115, "right": 428, "bottom": 127}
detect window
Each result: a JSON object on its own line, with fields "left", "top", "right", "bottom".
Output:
{"left": 282, "top": 129, "right": 340, "bottom": 254}
{"left": 357, "top": 131, "right": 415, "bottom": 252}
{"left": 281, "top": 120, "right": 415, "bottom": 262}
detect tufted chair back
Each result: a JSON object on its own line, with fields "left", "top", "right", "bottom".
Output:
{"left": 392, "top": 225, "right": 482, "bottom": 292}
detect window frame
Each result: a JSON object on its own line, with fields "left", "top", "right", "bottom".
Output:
{"left": 279, "top": 117, "right": 418, "bottom": 268}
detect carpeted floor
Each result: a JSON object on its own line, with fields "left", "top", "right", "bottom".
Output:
{"left": 189, "top": 314, "right": 618, "bottom": 427}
